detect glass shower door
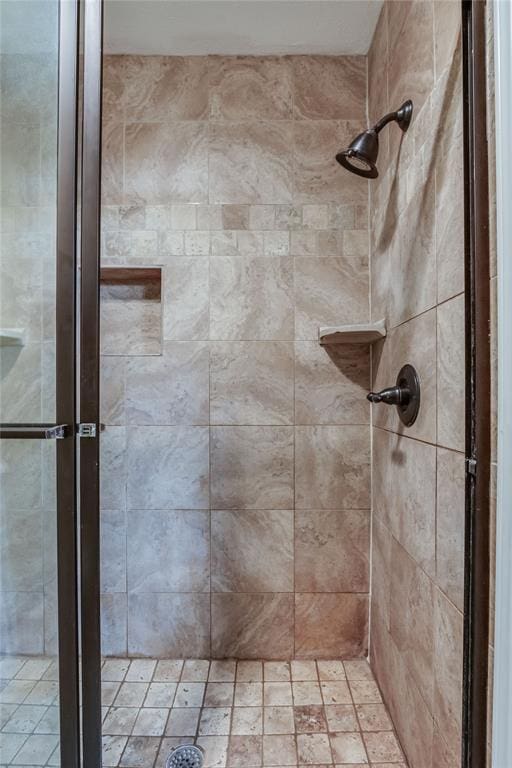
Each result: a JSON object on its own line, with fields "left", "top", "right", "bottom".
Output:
{"left": 0, "top": 2, "right": 81, "bottom": 766}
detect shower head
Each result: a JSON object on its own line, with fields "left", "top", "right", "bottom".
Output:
{"left": 336, "top": 99, "right": 413, "bottom": 179}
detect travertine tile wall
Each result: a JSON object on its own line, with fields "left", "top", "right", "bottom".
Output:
{"left": 0, "top": 12, "right": 59, "bottom": 656}
{"left": 367, "top": 3, "right": 465, "bottom": 768}
{"left": 100, "top": 55, "right": 372, "bottom": 659}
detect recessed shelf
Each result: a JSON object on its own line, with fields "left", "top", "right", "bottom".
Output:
{"left": 100, "top": 266, "right": 161, "bottom": 286}
{"left": 318, "top": 319, "right": 386, "bottom": 345}
{"left": 0, "top": 328, "right": 26, "bottom": 347}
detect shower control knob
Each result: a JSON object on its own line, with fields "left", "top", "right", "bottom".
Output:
{"left": 367, "top": 364, "right": 421, "bottom": 427}
{"left": 367, "top": 385, "right": 408, "bottom": 405}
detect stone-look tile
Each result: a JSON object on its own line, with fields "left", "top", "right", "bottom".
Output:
{"left": 264, "top": 663, "right": 291, "bottom": 683}
{"left": 317, "top": 660, "right": 345, "bottom": 681}
{"left": 390, "top": 181, "right": 437, "bottom": 328}
{"left": 297, "top": 732, "right": 332, "bottom": 764}
{"left": 182, "top": 660, "right": 210, "bottom": 683}
{"left": 209, "top": 660, "right": 237, "bottom": 682}
{"left": 125, "top": 342, "right": 209, "bottom": 425}
{"left": 100, "top": 283, "right": 162, "bottom": 356}
{"left": 196, "top": 735, "right": 229, "bottom": 767}
{"left": 0, "top": 440, "right": 42, "bottom": 509}
{"left": 370, "top": 517, "right": 392, "bottom": 635}
{"left": 101, "top": 509, "right": 127, "bottom": 594}
{"left": 209, "top": 122, "right": 293, "bottom": 204}
{"left": 209, "top": 57, "right": 293, "bottom": 120}
{"left": 389, "top": 539, "right": 435, "bottom": 712}
{"left": 295, "top": 342, "right": 370, "bottom": 425}
{"left": 119, "top": 735, "right": 161, "bottom": 766}
{"left": 433, "top": 588, "right": 463, "bottom": 756}
{"left": 210, "top": 256, "right": 294, "bottom": 340}
{"left": 371, "top": 308, "right": 437, "bottom": 443}
{"left": 211, "top": 594, "right": 294, "bottom": 659}
{"left": 126, "top": 426, "right": 209, "bottom": 509}
{"left": 294, "top": 257, "right": 368, "bottom": 340}
{"left": 265, "top": 706, "right": 295, "bottom": 734}
{"left": 292, "top": 55, "right": 366, "bottom": 120}
{"left": 163, "top": 258, "right": 209, "bottom": 341}
{"left": 145, "top": 682, "right": 177, "bottom": 707}
{"left": 101, "top": 356, "right": 126, "bottom": 425}
{"left": 292, "top": 681, "right": 322, "bottom": 706}
{"left": 363, "top": 731, "right": 403, "bottom": 762}
{"left": 295, "top": 510, "right": 369, "bottom": 592}
{"left": 434, "top": 0, "right": 462, "bottom": 80}
{"left": 210, "top": 427, "right": 293, "bottom": 509}
{"left": 103, "top": 230, "right": 158, "bottom": 264}
{"left": 263, "top": 684, "right": 292, "bottom": 709}
{"left": 116, "top": 55, "right": 209, "bottom": 121}
{"left": 263, "top": 734, "right": 297, "bottom": 766}
{"left": 101, "top": 594, "right": 128, "bottom": 656}
{"left": 234, "top": 683, "right": 262, "bottom": 707}
{"left": 388, "top": 0, "right": 434, "bottom": 117}
{"left": 372, "top": 428, "right": 436, "bottom": 576}
{"left": 101, "top": 121, "right": 124, "bottom": 205}
{"left": 127, "top": 510, "right": 210, "bottom": 593}
{"left": 0, "top": 593, "right": 43, "bottom": 656}
{"left": 436, "top": 447, "right": 465, "bottom": 612}
{"left": 295, "top": 594, "right": 368, "bottom": 658}
{"left": 124, "top": 122, "right": 208, "bottom": 205}
{"left": 0, "top": 343, "right": 43, "bottom": 422}
{"left": 0, "top": 508, "right": 43, "bottom": 592}
{"left": 293, "top": 120, "right": 369, "bottom": 204}
{"left": 295, "top": 426, "right": 371, "bottom": 510}
{"left": 329, "top": 731, "right": 367, "bottom": 764}
{"left": 1, "top": 122, "right": 41, "bottom": 206}
{"left": 368, "top": 4, "right": 389, "bottom": 147}
{"left": 324, "top": 703, "right": 358, "bottom": 732}
{"left": 236, "top": 661, "right": 263, "bottom": 683}
{"left": 355, "top": 703, "right": 393, "bottom": 732}
{"left": 199, "top": 707, "right": 232, "bottom": 736}
{"left": 221, "top": 205, "right": 249, "bottom": 230}
{"left": 436, "top": 144, "right": 464, "bottom": 303}
{"left": 166, "top": 707, "right": 200, "bottom": 736}
{"left": 228, "top": 734, "right": 262, "bottom": 766}
{"left": 210, "top": 342, "right": 294, "bottom": 425}
{"left": 211, "top": 510, "right": 293, "bottom": 592}
{"left": 320, "top": 681, "right": 351, "bottom": 705}
{"left": 293, "top": 704, "right": 326, "bottom": 733}
{"left": 437, "top": 294, "right": 465, "bottom": 452}
{"left": 128, "top": 594, "right": 210, "bottom": 657}
{"left": 154, "top": 660, "right": 184, "bottom": 682}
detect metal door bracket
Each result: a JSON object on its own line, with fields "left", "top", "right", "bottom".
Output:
{"left": 77, "top": 423, "right": 97, "bottom": 438}
{"left": 466, "top": 458, "right": 477, "bottom": 476}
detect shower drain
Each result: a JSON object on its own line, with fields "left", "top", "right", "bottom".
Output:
{"left": 165, "top": 744, "right": 204, "bottom": 768}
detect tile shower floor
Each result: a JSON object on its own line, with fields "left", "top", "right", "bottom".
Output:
{"left": 0, "top": 657, "right": 408, "bottom": 767}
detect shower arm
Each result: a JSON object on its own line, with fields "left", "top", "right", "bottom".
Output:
{"left": 372, "top": 111, "right": 399, "bottom": 134}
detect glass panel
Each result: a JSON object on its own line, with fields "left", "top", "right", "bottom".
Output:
{"left": 0, "top": 2, "right": 61, "bottom": 765}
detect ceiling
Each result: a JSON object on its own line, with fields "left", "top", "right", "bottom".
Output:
{"left": 104, "top": 0, "right": 383, "bottom": 56}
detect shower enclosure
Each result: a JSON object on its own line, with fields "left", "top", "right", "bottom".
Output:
{"left": 0, "top": 1, "right": 493, "bottom": 767}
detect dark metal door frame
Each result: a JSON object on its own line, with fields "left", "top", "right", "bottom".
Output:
{"left": 461, "top": 1, "right": 492, "bottom": 767}
{"left": 0, "top": 1, "right": 82, "bottom": 765}
{"left": 79, "top": 0, "right": 104, "bottom": 766}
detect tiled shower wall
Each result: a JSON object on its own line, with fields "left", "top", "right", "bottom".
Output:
{"left": 368, "top": 3, "right": 465, "bottom": 768}
{"left": 100, "top": 55, "right": 372, "bottom": 659}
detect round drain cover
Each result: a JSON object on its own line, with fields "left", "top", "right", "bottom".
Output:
{"left": 165, "top": 744, "right": 204, "bottom": 768}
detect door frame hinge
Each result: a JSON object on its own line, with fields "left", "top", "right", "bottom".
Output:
{"left": 77, "top": 422, "right": 97, "bottom": 438}
{"left": 466, "top": 457, "right": 477, "bottom": 476}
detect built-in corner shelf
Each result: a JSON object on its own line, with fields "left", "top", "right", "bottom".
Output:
{"left": 318, "top": 319, "right": 386, "bottom": 346}
{"left": 0, "top": 328, "right": 26, "bottom": 347}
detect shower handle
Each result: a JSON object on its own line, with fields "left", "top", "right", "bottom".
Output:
{"left": 366, "top": 364, "right": 421, "bottom": 427}
{"left": 366, "top": 385, "right": 409, "bottom": 406}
